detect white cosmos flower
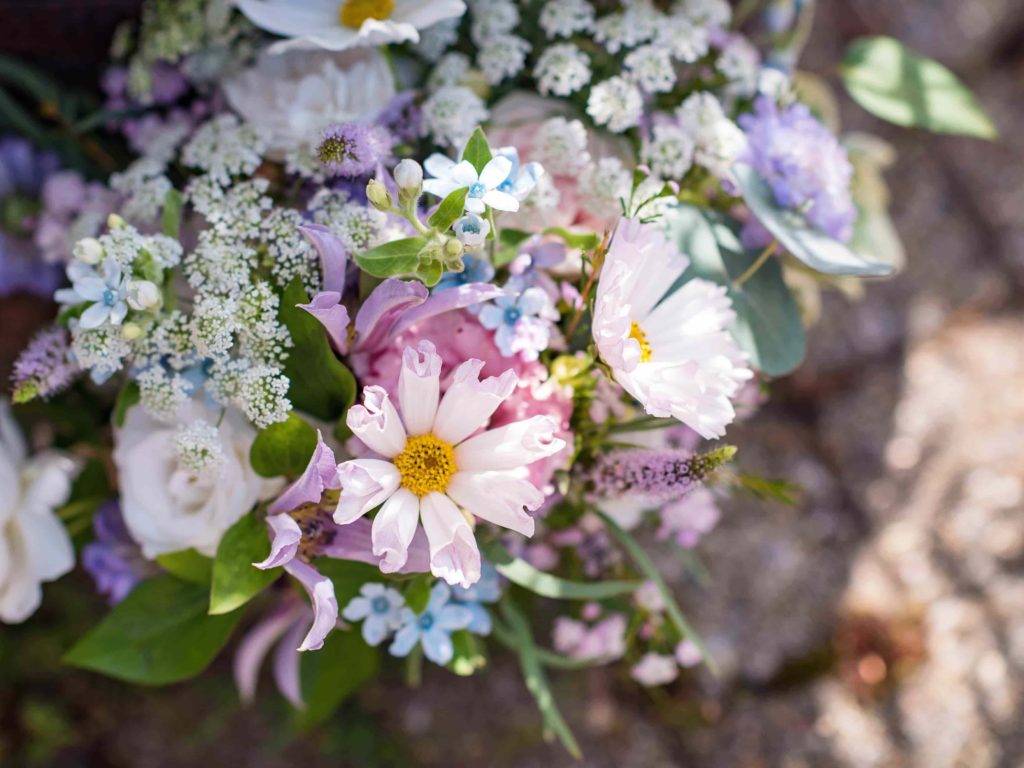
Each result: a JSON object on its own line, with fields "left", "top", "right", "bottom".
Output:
{"left": 0, "top": 401, "right": 76, "bottom": 623}
{"left": 223, "top": 47, "right": 395, "bottom": 156}
{"left": 592, "top": 218, "right": 752, "bottom": 439}
{"left": 422, "top": 154, "right": 519, "bottom": 214}
{"left": 234, "top": 0, "right": 467, "bottom": 53}
{"left": 114, "top": 400, "right": 281, "bottom": 559}
{"left": 335, "top": 341, "right": 565, "bottom": 588}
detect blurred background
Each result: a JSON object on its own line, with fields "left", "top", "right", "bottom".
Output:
{"left": 1, "top": 1, "right": 1022, "bottom": 765}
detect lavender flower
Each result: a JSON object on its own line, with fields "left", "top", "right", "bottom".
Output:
{"left": 376, "top": 91, "right": 422, "bottom": 144}
{"left": 11, "top": 327, "right": 78, "bottom": 403}
{"left": 81, "top": 501, "right": 155, "bottom": 604}
{"left": 317, "top": 123, "right": 394, "bottom": 178}
{"left": 739, "top": 96, "right": 857, "bottom": 246}
{"left": 588, "top": 446, "right": 736, "bottom": 503}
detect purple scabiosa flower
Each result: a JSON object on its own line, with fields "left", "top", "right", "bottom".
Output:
{"left": 317, "top": 123, "right": 394, "bottom": 178}
{"left": 738, "top": 96, "right": 857, "bottom": 246}
{"left": 376, "top": 91, "right": 422, "bottom": 144}
{"left": 81, "top": 501, "right": 156, "bottom": 604}
{"left": 11, "top": 327, "right": 78, "bottom": 403}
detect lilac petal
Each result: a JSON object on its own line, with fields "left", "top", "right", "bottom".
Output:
{"left": 299, "top": 292, "right": 351, "bottom": 355}
{"left": 390, "top": 283, "right": 505, "bottom": 337}
{"left": 254, "top": 514, "right": 302, "bottom": 569}
{"left": 273, "top": 618, "right": 307, "bottom": 708}
{"left": 233, "top": 602, "right": 303, "bottom": 704}
{"left": 284, "top": 559, "right": 339, "bottom": 652}
{"left": 354, "top": 278, "right": 428, "bottom": 352}
{"left": 268, "top": 430, "right": 339, "bottom": 515}
{"left": 319, "top": 516, "right": 430, "bottom": 575}
{"left": 300, "top": 223, "right": 349, "bottom": 296}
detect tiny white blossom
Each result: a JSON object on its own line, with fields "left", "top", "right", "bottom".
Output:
{"left": 310, "top": 193, "right": 391, "bottom": 254}
{"left": 674, "top": 0, "right": 731, "bottom": 28}
{"left": 534, "top": 43, "right": 592, "bottom": 97}
{"left": 110, "top": 158, "right": 172, "bottom": 225}
{"left": 577, "top": 158, "right": 632, "bottom": 222}
{"left": 428, "top": 53, "right": 472, "bottom": 91}
{"left": 477, "top": 34, "right": 531, "bottom": 85}
{"left": 539, "top": 0, "right": 595, "bottom": 38}
{"left": 717, "top": 35, "right": 760, "bottom": 98}
{"left": 470, "top": 0, "right": 519, "bottom": 45}
{"left": 534, "top": 117, "right": 591, "bottom": 176}
{"left": 676, "top": 92, "right": 746, "bottom": 177}
{"left": 181, "top": 115, "right": 268, "bottom": 187}
{"left": 415, "top": 18, "right": 461, "bottom": 62}
{"left": 641, "top": 123, "right": 696, "bottom": 179}
{"left": 654, "top": 14, "right": 709, "bottom": 62}
{"left": 70, "top": 324, "right": 132, "bottom": 383}
{"left": 592, "top": 8, "right": 658, "bottom": 53}
{"left": 192, "top": 294, "right": 238, "bottom": 360}
{"left": 175, "top": 419, "right": 226, "bottom": 477}
{"left": 452, "top": 213, "right": 491, "bottom": 248}
{"left": 624, "top": 45, "right": 677, "bottom": 94}
{"left": 236, "top": 363, "right": 291, "bottom": 429}
{"left": 586, "top": 76, "right": 644, "bottom": 133}
{"left": 422, "top": 86, "right": 490, "bottom": 149}
{"left": 137, "top": 366, "right": 192, "bottom": 423}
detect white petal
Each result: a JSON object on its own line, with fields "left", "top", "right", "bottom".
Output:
{"left": 419, "top": 492, "right": 480, "bottom": 588}
{"left": 482, "top": 189, "right": 520, "bottom": 212}
{"left": 74, "top": 276, "right": 107, "bottom": 302}
{"left": 463, "top": 197, "right": 486, "bottom": 214}
{"left": 78, "top": 302, "right": 111, "bottom": 329}
{"left": 398, "top": 341, "right": 441, "bottom": 436}
{"left": 449, "top": 161, "right": 480, "bottom": 186}
{"left": 424, "top": 153, "right": 457, "bottom": 180}
{"left": 335, "top": 459, "right": 401, "bottom": 524}
{"left": 478, "top": 156, "right": 512, "bottom": 189}
{"left": 432, "top": 359, "right": 516, "bottom": 445}
{"left": 454, "top": 415, "right": 565, "bottom": 472}
{"left": 346, "top": 386, "right": 408, "bottom": 458}
{"left": 446, "top": 471, "right": 540, "bottom": 536}
{"left": 423, "top": 179, "right": 461, "bottom": 198}
{"left": 371, "top": 487, "right": 420, "bottom": 573}
{"left": 235, "top": 0, "right": 338, "bottom": 38}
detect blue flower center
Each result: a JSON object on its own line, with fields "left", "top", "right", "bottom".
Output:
{"left": 371, "top": 597, "right": 389, "bottom": 614}
{"left": 462, "top": 220, "right": 480, "bottom": 234}
{"left": 468, "top": 182, "right": 486, "bottom": 198}
{"left": 498, "top": 179, "right": 514, "bottom": 192}
{"left": 417, "top": 614, "right": 434, "bottom": 631}
{"left": 102, "top": 289, "right": 117, "bottom": 307}
{"left": 503, "top": 306, "right": 522, "bottom": 325}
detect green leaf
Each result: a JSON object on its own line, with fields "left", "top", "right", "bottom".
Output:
{"left": 280, "top": 279, "right": 357, "bottom": 421}
{"left": 732, "top": 165, "right": 894, "bottom": 278}
{"left": 461, "top": 126, "right": 493, "bottom": 173}
{"left": 155, "top": 549, "right": 213, "bottom": 586}
{"left": 732, "top": 472, "right": 802, "bottom": 506}
{"left": 841, "top": 36, "right": 997, "bottom": 139}
{"left": 0, "top": 53, "right": 61, "bottom": 104}
{"left": 64, "top": 576, "right": 242, "bottom": 685}
{"left": 664, "top": 205, "right": 806, "bottom": 376}
{"left": 314, "top": 559, "right": 382, "bottom": 608}
{"left": 249, "top": 411, "right": 317, "bottom": 478}
{"left": 449, "top": 630, "right": 486, "bottom": 676}
{"left": 403, "top": 574, "right": 433, "bottom": 614}
{"left": 500, "top": 599, "right": 582, "bottom": 759}
{"left": 427, "top": 187, "right": 468, "bottom": 231}
{"left": 354, "top": 237, "right": 424, "bottom": 279}
{"left": 112, "top": 380, "right": 140, "bottom": 428}
{"left": 209, "top": 513, "right": 280, "bottom": 615}
{"left": 597, "top": 510, "right": 717, "bottom": 676}
{"left": 482, "top": 540, "right": 639, "bottom": 600}
{"left": 542, "top": 227, "right": 601, "bottom": 252}
{"left": 161, "top": 188, "right": 183, "bottom": 239}
{"left": 296, "top": 628, "right": 378, "bottom": 729}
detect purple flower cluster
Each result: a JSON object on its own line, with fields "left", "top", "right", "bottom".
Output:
{"left": 317, "top": 123, "right": 394, "bottom": 178}
{"left": 739, "top": 96, "right": 857, "bottom": 245}
{"left": 11, "top": 327, "right": 77, "bottom": 402}
{"left": 588, "top": 447, "right": 733, "bottom": 502}
{"left": 81, "top": 502, "right": 155, "bottom": 604}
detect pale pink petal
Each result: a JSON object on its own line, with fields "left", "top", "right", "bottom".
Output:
{"left": 390, "top": 282, "right": 505, "bottom": 337}
{"left": 419, "top": 491, "right": 481, "bottom": 588}
{"left": 346, "top": 386, "right": 407, "bottom": 458}
{"left": 353, "top": 278, "right": 428, "bottom": 353}
{"left": 268, "top": 429, "right": 339, "bottom": 515}
{"left": 397, "top": 341, "right": 441, "bottom": 436}
{"left": 454, "top": 415, "right": 565, "bottom": 472}
{"left": 334, "top": 459, "right": 401, "bottom": 524}
{"left": 273, "top": 618, "right": 307, "bottom": 708}
{"left": 298, "top": 292, "right": 350, "bottom": 355}
{"left": 254, "top": 513, "right": 302, "bottom": 569}
{"left": 446, "top": 471, "right": 541, "bottom": 537}
{"left": 432, "top": 359, "right": 517, "bottom": 445}
{"left": 371, "top": 487, "right": 420, "bottom": 573}
{"left": 284, "top": 559, "right": 338, "bottom": 652}
{"left": 233, "top": 602, "right": 303, "bottom": 704}
{"left": 300, "top": 224, "right": 348, "bottom": 296}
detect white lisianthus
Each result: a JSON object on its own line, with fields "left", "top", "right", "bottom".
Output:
{"left": 114, "top": 401, "right": 281, "bottom": 559}
{"left": 0, "top": 402, "right": 76, "bottom": 624}
{"left": 223, "top": 47, "right": 396, "bottom": 156}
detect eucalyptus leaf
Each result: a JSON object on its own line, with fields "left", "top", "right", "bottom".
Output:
{"left": 249, "top": 411, "right": 317, "bottom": 478}
{"left": 482, "top": 540, "right": 639, "bottom": 600}
{"left": 841, "top": 36, "right": 996, "bottom": 139}
{"left": 209, "top": 513, "right": 279, "bottom": 615}
{"left": 354, "top": 237, "right": 424, "bottom": 278}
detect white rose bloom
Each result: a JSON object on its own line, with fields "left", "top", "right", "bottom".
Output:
{"left": 223, "top": 47, "right": 396, "bottom": 156}
{"left": 114, "top": 401, "right": 280, "bottom": 559}
{"left": 0, "top": 401, "right": 76, "bottom": 623}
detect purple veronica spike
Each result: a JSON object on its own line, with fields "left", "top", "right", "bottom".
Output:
{"left": 300, "top": 224, "right": 349, "bottom": 295}
{"left": 390, "top": 282, "right": 506, "bottom": 337}
{"left": 353, "top": 278, "right": 428, "bottom": 352}
{"left": 267, "top": 430, "right": 340, "bottom": 515}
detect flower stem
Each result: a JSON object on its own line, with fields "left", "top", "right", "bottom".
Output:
{"left": 564, "top": 231, "right": 611, "bottom": 342}
{"left": 733, "top": 241, "right": 776, "bottom": 288}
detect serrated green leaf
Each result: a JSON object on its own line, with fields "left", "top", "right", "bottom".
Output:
{"left": 249, "top": 411, "right": 317, "bottom": 478}
{"left": 461, "top": 126, "right": 493, "bottom": 173}
{"left": 841, "top": 36, "right": 996, "bottom": 139}
{"left": 354, "top": 237, "right": 424, "bottom": 278}
{"left": 64, "top": 576, "right": 242, "bottom": 685}
{"left": 295, "top": 628, "right": 378, "bottom": 729}
{"left": 427, "top": 187, "right": 468, "bottom": 231}
{"left": 280, "top": 279, "right": 357, "bottom": 421}
{"left": 155, "top": 549, "right": 213, "bottom": 586}
{"left": 161, "top": 188, "right": 183, "bottom": 239}
{"left": 209, "top": 513, "right": 280, "bottom": 615}
{"left": 482, "top": 540, "right": 639, "bottom": 600}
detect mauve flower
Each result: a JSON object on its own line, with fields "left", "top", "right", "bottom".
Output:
{"left": 631, "top": 652, "right": 679, "bottom": 686}
{"left": 81, "top": 501, "right": 156, "bottom": 604}
{"left": 234, "top": 597, "right": 310, "bottom": 708}
{"left": 317, "top": 122, "right": 394, "bottom": 177}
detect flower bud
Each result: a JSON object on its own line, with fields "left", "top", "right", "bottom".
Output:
{"left": 121, "top": 322, "right": 144, "bottom": 341}
{"left": 73, "top": 237, "right": 104, "bottom": 265}
{"left": 126, "top": 279, "right": 161, "bottom": 311}
{"left": 452, "top": 214, "right": 490, "bottom": 249}
{"left": 394, "top": 159, "right": 423, "bottom": 193}
{"left": 107, "top": 213, "right": 126, "bottom": 230}
{"left": 366, "top": 179, "right": 393, "bottom": 211}
{"left": 443, "top": 236, "right": 465, "bottom": 259}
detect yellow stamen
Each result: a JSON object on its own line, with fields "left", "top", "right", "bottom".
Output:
{"left": 338, "top": 0, "right": 394, "bottom": 28}
{"left": 629, "top": 320, "right": 652, "bottom": 363}
{"left": 393, "top": 434, "right": 457, "bottom": 497}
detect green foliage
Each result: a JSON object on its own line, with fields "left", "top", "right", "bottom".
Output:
{"left": 279, "top": 279, "right": 357, "bottom": 421}
{"left": 415, "top": 258, "right": 444, "bottom": 287}
{"left": 249, "top": 411, "right": 317, "bottom": 478}
{"left": 112, "top": 380, "right": 140, "bottom": 428}
{"left": 209, "top": 512, "right": 280, "bottom": 615}
{"left": 314, "top": 559, "right": 383, "bottom": 609}
{"left": 155, "top": 549, "right": 213, "bottom": 585}
{"left": 64, "top": 575, "right": 242, "bottom": 685}
{"left": 449, "top": 630, "right": 486, "bottom": 676}
{"left": 402, "top": 574, "right": 433, "bottom": 614}
{"left": 355, "top": 237, "right": 425, "bottom": 278}
{"left": 495, "top": 227, "right": 532, "bottom": 267}
{"left": 295, "top": 628, "right": 378, "bottom": 729}
{"left": 482, "top": 540, "right": 639, "bottom": 600}
{"left": 461, "top": 126, "right": 493, "bottom": 173}
{"left": 543, "top": 227, "right": 601, "bottom": 252}
{"left": 666, "top": 205, "right": 806, "bottom": 376}
{"left": 161, "top": 188, "right": 183, "bottom": 238}
{"left": 427, "top": 188, "right": 469, "bottom": 231}
{"left": 841, "top": 36, "right": 996, "bottom": 139}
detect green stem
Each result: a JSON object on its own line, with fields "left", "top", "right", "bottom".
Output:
{"left": 733, "top": 241, "right": 776, "bottom": 288}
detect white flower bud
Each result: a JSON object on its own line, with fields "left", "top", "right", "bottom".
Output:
{"left": 394, "top": 159, "right": 423, "bottom": 192}
{"left": 126, "top": 279, "right": 161, "bottom": 311}
{"left": 106, "top": 213, "right": 126, "bottom": 230}
{"left": 121, "top": 322, "right": 144, "bottom": 341}
{"left": 73, "top": 237, "right": 104, "bottom": 265}
{"left": 452, "top": 214, "right": 491, "bottom": 248}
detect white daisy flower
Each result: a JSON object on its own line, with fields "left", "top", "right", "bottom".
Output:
{"left": 335, "top": 341, "right": 565, "bottom": 587}
{"left": 592, "top": 218, "right": 752, "bottom": 439}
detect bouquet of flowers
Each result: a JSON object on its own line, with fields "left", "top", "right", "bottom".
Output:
{"left": 1, "top": 0, "right": 993, "bottom": 754}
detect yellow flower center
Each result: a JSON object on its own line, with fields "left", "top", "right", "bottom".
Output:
{"left": 393, "top": 434, "right": 457, "bottom": 497}
{"left": 629, "top": 320, "right": 653, "bottom": 363}
{"left": 338, "top": 0, "right": 394, "bottom": 28}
